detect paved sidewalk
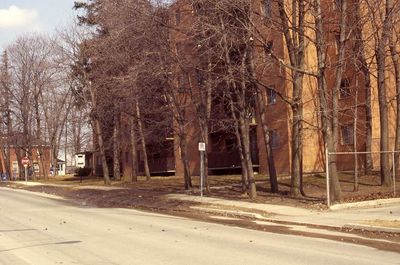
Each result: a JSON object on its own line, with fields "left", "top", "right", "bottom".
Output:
{"left": 167, "top": 194, "right": 400, "bottom": 233}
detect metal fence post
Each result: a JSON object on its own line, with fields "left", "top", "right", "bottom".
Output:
{"left": 200, "top": 150, "right": 204, "bottom": 197}
{"left": 393, "top": 150, "right": 396, "bottom": 197}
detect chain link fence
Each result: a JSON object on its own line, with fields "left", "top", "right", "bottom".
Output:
{"left": 325, "top": 150, "right": 400, "bottom": 206}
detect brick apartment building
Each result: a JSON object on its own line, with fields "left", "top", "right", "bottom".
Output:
{"left": 160, "top": 0, "right": 368, "bottom": 177}
{"left": 0, "top": 141, "right": 51, "bottom": 180}
{"left": 92, "top": 0, "right": 399, "bottom": 178}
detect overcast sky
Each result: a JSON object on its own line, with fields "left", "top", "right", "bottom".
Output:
{"left": 0, "top": 0, "right": 76, "bottom": 50}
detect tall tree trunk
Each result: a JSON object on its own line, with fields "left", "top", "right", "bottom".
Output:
{"left": 314, "top": 0, "right": 341, "bottom": 203}
{"left": 34, "top": 93, "right": 43, "bottom": 181}
{"left": 89, "top": 82, "right": 110, "bottom": 185}
{"left": 129, "top": 116, "right": 138, "bottom": 182}
{"left": 1, "top": 51, "right": 11, "bottom": 177}
{"left": 290, "top": 74, "right": 304, "bottom": 197}
{"left": 16, "top": 149, "right": 23, "bottom": 181}
{"left": 135, "top": 100, "right": 150, "bottom": 180}
{"left": 228, "top": 95, "right": 249, "bottom": 193}
{"left": 354, "top": 81, "right": 359, "bottom": 191}
{"left": 238, "top": 114, "right": 256, "bottom": 199}
{"left": 291, "top": 1, "right": 305, "bottom": 197}
{"left": 389, "top": 33, "right": 400, "bottom": 172}
{"left": 0, "top": 148, "right": 8, "bottom": 178}
{"left": 248, "top": 46, "right": 279, "bottom": 193}
{"left": 193, "top": 27, "right": 213, "bottom": 194}
{"left": 257, "top": 91, "right": 279, "bottom": 193}
{"left": 166, "top": 92, "right": 192, "bottom": 190}
{"left": 376, "top": 51, "right": 391, "bottom": 186}
{"left": 277, "top": 0, "right": 306, "bottom": 196}
{"left": 353, "top": 1, "right": 373, "bottom": 173}
{"left": 332, "top": 0, "right": 347, "bottom": 149}
{"left": 376, "top": 0, "right": 393, "bottom": 186}
{"left": 95, "top": 118, "right": 111, "bottom": 185}
{"left": 198, "top": 118, "right": 210, "bottom": 193}
{"left": 179, "top": 128, "right": 192, "bottom": 190}
{"left": 219, "top": 15, "right": 255, "bottom": 197}
{"left": 239, "top": 49, "right": 256, "bottom": 199}
{"left": 113, "top": 115, "right": 121, "bottom": 181}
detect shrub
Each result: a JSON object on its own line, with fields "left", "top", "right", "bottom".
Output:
{"left": 75, "top": 167, "right": 92, "bottom": 177}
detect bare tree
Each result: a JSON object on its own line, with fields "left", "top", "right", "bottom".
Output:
{"left": 313, "top": 0, "right": 342, "bottom": 202}
{"left": 0, "top": 51, "right": 13, "bottom": 178}
{"left": 353, "top": 1, "right": 374, "bottom": 173}
{"left": 365, "top": 0, "right": 396, "bottom": 186}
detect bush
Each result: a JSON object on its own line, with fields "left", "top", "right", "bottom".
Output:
{"left": 75, "top": 167, "right": 92, "bottom": 177}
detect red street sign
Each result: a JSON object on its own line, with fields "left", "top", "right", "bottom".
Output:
{"left": 22, "top": 157, "right": 30, "bottom": 167}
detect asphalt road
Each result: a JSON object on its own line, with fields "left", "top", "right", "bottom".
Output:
{"left": 0, "top": 188, "right": 399, "bottom": 265}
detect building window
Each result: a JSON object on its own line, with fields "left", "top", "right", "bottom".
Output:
{"left": 334, "top": 0, "right": 342, "bottom": 10}
{"left": 12, "top": 161, "right": 19, "bottom": 173}
{"left": 268, "top": 130, "right": 279, "bottom": 149}
{"left": 341, "top": 124, "right": 354, "bottom": 145}
{"left": 193, "top": 3, "right": 205, "bottom": 15}
{"left": 123, "top": 124, "right": 129, "bottom": 137}
{"left": 175, "top": 9, "right": 181, "bottom": 25}
{"left": 175, "top": 42, "right": 183, "bottom": 57}
{"left": 196, "top": 69, "right": 204, "bottom": 86}
{"left": 263, "top": 0, "right": 272, "bottom": 18}
{"left": 334, "top": 34, "right": 341, "bottom": 54}
{"left": 267, "top": 86, "right": 277, "bottom": 105}
{"left": 339, "top": 78, "right": 351, "bottom": 98}
{"left": 33, "top": 163, "right": 40, "bottom": 173}
{"left": 264, "top": 40, "right": 273, "bottom": 56}
{"left": 225, "top": 138, "right": 236, "bottom": 151}
{"left": 178, "top": 75, "right": 189, "bottom": 92}
{"left": 248, "top": 96, "right": 257, "bottom": 124}
{"left": 125, "top": 151, "right": 129, "bottom": 163}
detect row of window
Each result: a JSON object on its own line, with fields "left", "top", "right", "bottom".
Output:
{"left": 269, "top": 79, "right": 352, "bottom": 101}
{"left": 11, "top": 162, "right": 41, "bottom": 173}
{"left": 174, "top": 0, "right": 272, "bottom": 25}
{"left": 221, "top": 129, "right": 279, "bottom": 151}
{"left": 339, "top": 78, "right": 351, "bottom": 98}
{"left": 182, "top": 69, "right": 350, "bottom": 102}
{"left": 177, "top": 70, "right": 278, "bottom": 104}
{"left": 238, "top": 125, "right": 354, "bottom": 148}
{"left": 341, "top": 124, "right": 354, "bottom": 145}
{"left": 267, "top": 125, "right": 355, "bottom": 148}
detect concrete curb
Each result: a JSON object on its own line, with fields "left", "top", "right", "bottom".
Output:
{"left": 330, "top": 198, "right": 400, "bottom": 211}
{"left": 343, "top": 223, "right": 400, "bottom": 234}
{"left": 191, "top": 205, "right": 345, "bottom": 230}
{"left": 191, "top": 206, "right": 270, "bottom": 220}
{"left": 192, "top": 205, "right": 400, "bottom": 234}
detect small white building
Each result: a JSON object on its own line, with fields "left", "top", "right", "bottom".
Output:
{"left": 57, "top": 159, "right": 66, "bottom": 176}
{"left": 75, "top": 153, "right": 86, "bottom": 168}
{"left": 74, "top": 152, "right": 93, "bottom": 169}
